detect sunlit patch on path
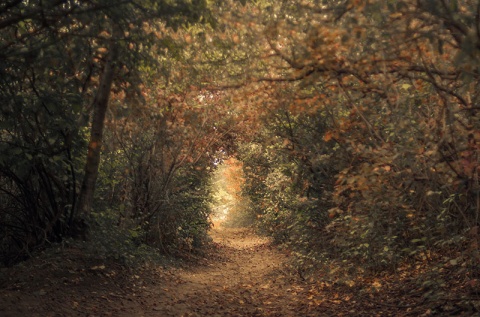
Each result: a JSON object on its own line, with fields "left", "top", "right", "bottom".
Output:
{"left": 138, "top": 225, "right": 316, "bottom": 317}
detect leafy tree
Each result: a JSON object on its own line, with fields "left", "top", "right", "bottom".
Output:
{"left": 0, "top": 0, "right": 212, "bottom": 264}
{"left": 213, "top": 0, "right": 480, "bottom": 273}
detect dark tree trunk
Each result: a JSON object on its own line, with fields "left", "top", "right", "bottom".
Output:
{"left": 76, "top": 30, "right": 120, "bottom": 217}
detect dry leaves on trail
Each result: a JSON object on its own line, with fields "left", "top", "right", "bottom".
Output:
{"left": 138, "top": 226, "right": 311, "bottom": 317}
{"left": 0, "top": 226, "right": 308, "bottom": 317}
{"left": 2, "top": 225, "right": 479, "bottom": 316}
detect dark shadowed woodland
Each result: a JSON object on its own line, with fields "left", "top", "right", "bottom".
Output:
{"left": 1, "top": 0, "right": 480, "bottom": 316}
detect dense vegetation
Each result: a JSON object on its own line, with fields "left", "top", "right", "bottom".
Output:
{"left": 0, "top": 0, "right": 217, "bottom": 264}
{"left": 1, "top": 1, "right": 480, "bottom": 303}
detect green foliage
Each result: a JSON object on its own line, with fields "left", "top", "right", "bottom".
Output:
{"left": 0, "top": 76, "right": 87, "bottom": 265}
{"left": 4, "top": 0, "right": 480, "bottom": 284}
{"left": 230, "top": 0, "right": 480, "bottom": 277}
{"left": 144, "top": 167, "right": 213, "bottom": 253}
{"left": 77, "top": 210, "right": 165, "bottom": 267}
{"left": 236, "top": 106, "right": 340, "bottom": 273}
{"left": 97, "top": 124, "right": 214, "bottom": 254}
{"left": 0, "top": 0, "right": 215, "bottom": 265}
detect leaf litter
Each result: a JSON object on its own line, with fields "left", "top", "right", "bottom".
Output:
{"left": 1, "top": 225, "right": 479, "bottom": 316}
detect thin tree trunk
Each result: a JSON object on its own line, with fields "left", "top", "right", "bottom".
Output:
{"left": 76, "top": 30, "right": 120, "bottom": 216}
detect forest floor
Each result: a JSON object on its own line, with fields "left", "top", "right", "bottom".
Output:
{"left": 1, "top": 223, "right": 480, "bottom": 316}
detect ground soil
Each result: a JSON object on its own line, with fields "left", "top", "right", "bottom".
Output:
{"left": 1, "top": 224, "right": 480, "bottom": 316}
{"left": 0, "top": 225, "right": 312, "bottom": 317}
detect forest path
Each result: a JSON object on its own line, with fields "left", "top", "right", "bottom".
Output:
{"left": 0, "top": 225, "right": 329, "bottom": 317}
{"left": 137, "top": 225, "right": 312, "bottom": 317}
{"left": 3, "top": 224, "right": 448, "bottom": 316}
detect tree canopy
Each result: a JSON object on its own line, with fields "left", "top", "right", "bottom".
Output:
{"left": 1, "top": 2, "right": 480, "bottom": 309}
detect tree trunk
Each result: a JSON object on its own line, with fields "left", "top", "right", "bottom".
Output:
{"left": 76, "top": 31, "right": 120, "bottom": 216}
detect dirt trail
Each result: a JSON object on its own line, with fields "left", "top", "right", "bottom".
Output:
{"left": 3, "top": 225, "right": 477, "bottom": 316}
{"left": 0, "top": 226, "right": 321, "bottom": 317}
{"left": 141, "top": 226, "right": 303, "bottom": 317}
